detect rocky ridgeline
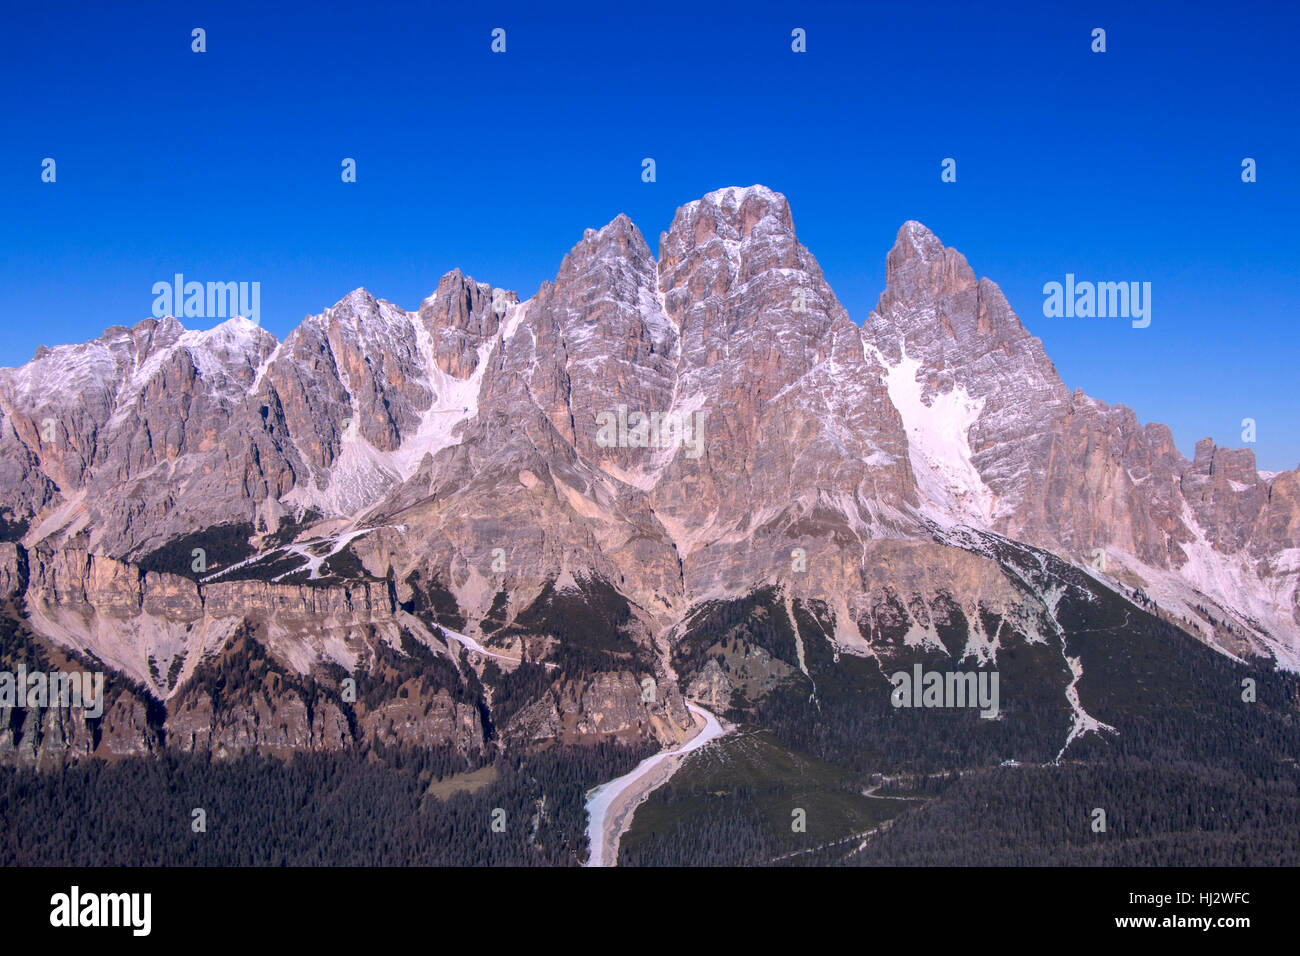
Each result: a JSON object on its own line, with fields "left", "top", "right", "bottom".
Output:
{"left": 1, "top": 185, "right": 1297, "bottom": 766}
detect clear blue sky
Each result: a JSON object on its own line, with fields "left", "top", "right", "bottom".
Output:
{"left": 3, "top": 0, "right": 1296, "bottom": 469}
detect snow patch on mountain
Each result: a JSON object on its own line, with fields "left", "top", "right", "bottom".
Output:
{"left": 870, "top": 341, "right": 996, "bottom": 528}
{"left": 273, "top": 527, "right": 374, "bottom": 581}
{"left": 285, "top": 310, "right": 495, "bottom": 516}
{"left": 501, "top": 299, "right": 531, "bottom": 342}
{"left": 436, "top": 623, "right": 523, "bottom": 666}
{"left": 784, "top": 594, "right": 819, "bottom": 704}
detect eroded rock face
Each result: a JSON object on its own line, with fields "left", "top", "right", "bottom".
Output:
{"left": 648, "top": 187, "right": 918, "bottom": 604}
{"left": 3, "top": 544, "right": 685, "bottom": 763}
{"left": 0, "top": 606, "right": 492, "bottom": 765}
{"left": 1, "top": 184, "right": 1297, "bottom": 770}
{"left": 861, "top": 220, "right": 1300, "bottom": 657}
{"left": 359, "top": 686, "right": 484, "bottom": 753}
{"left": 685, "top": 659, "right": 734, "bottom": 713}
{"left": 166, "top": 692, "right": 354, "bottom": 756}
{"left": 0, "top": 703, "right": 95, "bottom": 769}
{"left": 502, "top": 671, "right": 668, "bottom": 748}
{"left": 0, "top": 278, "right": 511, "bottom": 560}
{"left": 0, "top": 544, "right": 27, "bottom": 597}
{"left": 0, "top": 609, "right": 165, "bottom": 768}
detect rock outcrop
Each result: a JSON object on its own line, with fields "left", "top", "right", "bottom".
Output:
{"left": 2, "top": 185, "right": 1297, "bottom": 767}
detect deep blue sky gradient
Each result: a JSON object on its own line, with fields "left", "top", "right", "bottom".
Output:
{"left": 3, "top": 0, "right": 1297, "bottom": 468}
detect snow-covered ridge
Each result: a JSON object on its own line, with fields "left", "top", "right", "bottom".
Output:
{"left": 697, "top": 183, "right": 785, "bottom": 209}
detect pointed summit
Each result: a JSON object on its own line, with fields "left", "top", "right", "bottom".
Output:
{"left": 1, "top": 193, "right": 1296, "bottom": 687}
{"left": 657, "top": 184, "right": 814, "bottom": 326}
{"left": 696, "top": 184, "right": 793, "bottom": 224}
{"left": 332, "top": 286, "right": 379, "bottom": 313}
{"left": 882, "top": 220, "right": 978, "bottom": 307}
{"left": 661, "top": 185, "right": 795, "bottom": 260}
{"left": 419, "top": 269, "right": 502, "bottom": 341}
{"left": 559, "top": 212, "right": 655, "bottom": 288}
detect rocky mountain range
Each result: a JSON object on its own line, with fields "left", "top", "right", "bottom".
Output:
{"left": 2, "top": 184, "right": 1297, "bottom": 768}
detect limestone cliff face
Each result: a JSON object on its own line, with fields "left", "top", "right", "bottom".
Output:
{"left": 862, "top": 221, "right": 1300, "bottom": 659}
{"left": 502, "top": 671, "right": 671, "bottom": 747}
{"left": 358, "top": 687, "right": 485, "bottom": 752}
{"left": 0, "top": 543, "right": 676, "bottom": 764}
{"left": 1, "top": 185, "right": 1297, "bottom": 769}
{"left": 647, "top": 187, "right": 917, "bottom": 607}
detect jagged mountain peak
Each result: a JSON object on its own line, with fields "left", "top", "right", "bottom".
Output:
{"left": 418, "top": 269, "right": 508, "bottom": 343}
{"left": 331, "top": 286, "right": 379, "bottom": 311}
{"left": 580, "top": 211, "right": 642, "bottom": 244}
{"left": 881, "top": 219, "right": 979, "bottom": 306}
{"left": 661, "top": 184, "right": 796, "bottom": 255}
{"left": 425, "top": 267, "right": 493, "bottom": 300}
{"left": 1, "top": 189, "right": 1297, "bottom": 678}
{"left": 867, "top": 217, "right": 1055, "bottom": 371}
{"left": 697, "top": 183, "right": 791, "bottom": 214}
{"left": 129, "top": 314, "right": 186, "bottom": 347}
{"left": 656, "top": 183, "right": 837, "bottom": 341}
{"left": 562, "top": 212, "right": 655, "bottom": 285}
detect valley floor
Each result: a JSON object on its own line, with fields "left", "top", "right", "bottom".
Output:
{"left": 584, "top": 702, "right": 726, "bottom": 866}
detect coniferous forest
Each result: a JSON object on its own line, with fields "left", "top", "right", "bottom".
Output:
{"left": 4, "top": 541, "right": 1298, "bottom": 867}
{"left": 0, "top": 743, "right": 652, "bottom": 866}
